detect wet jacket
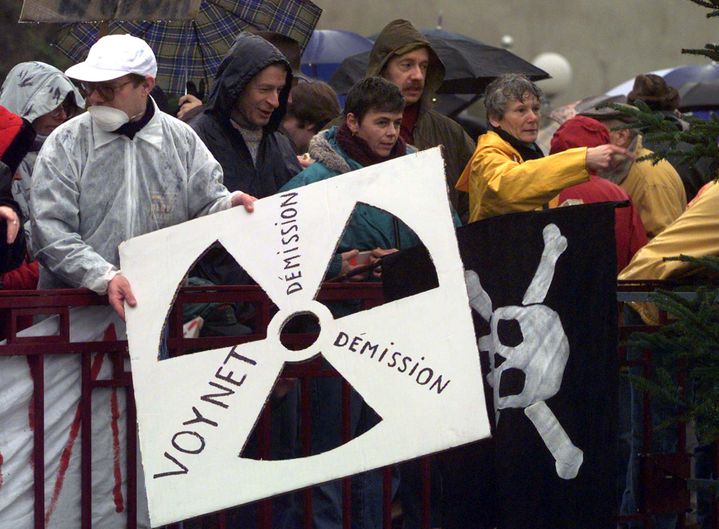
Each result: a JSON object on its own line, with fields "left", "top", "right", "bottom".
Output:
{"left": 559, "top": 177, "right": 647, "bottom": 273}
{"left": 551, "top": 115, "right": 648, "bottom": 272}
{"left": 31, "top": 100, "right": 233, "bottom": 293}
{"left": 456, "top": 130, "right": 589, "bottom": 222}
{"left": 619, "top": 136, "right": 686, "bottom": 239}
{"left": 0, "top": 61, "right": 85, "bottom": 251}
{"left": 189, "top": 33, "right": 301, "bottom": 197}
{"left": 189, "top": 33, "right": 301, "bottom": 286}
{"left": 366, "top": 19, "right": 476, "bottom": 221}
{"left": 619, "top": 181, "right": 719, "bottom": 324}
{"left": 281, "top": 126, "right": 421, "bottom": 278}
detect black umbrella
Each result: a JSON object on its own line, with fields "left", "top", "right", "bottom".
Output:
{"left": 677, "top": 79, "right": 719, "bottom": 110}
{"left": 330, "top": 28, "right": 548, "bottom": 95}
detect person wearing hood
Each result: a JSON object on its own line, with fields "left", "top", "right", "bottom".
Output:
{"left": 0, "top": 61, "right": 85, "bottom": 252}
{"left": 456, "top": 74, "right": 632, "bottom": 223}
{"left": 189, "top": 32, "right": 301, "bottom": 197}
{"left": 30, "top": 35, "right": 256, "bottom": 319}
{"left": 365, "top": 19, "right": 476, "bottom": 221}
{"left": 188, "top": 32, "right": 301, "bottom": 288}
{"left": 0, "top": 105, "right": 35, "bottom": 275}
{"left": 550, "top": 116, "right": 648, "bottom": 273}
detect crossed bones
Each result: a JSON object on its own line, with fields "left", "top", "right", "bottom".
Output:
{"left": 465, "top": 224, "right": 584, "bottom": 480}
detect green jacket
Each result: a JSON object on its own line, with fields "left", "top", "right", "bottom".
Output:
{"left": 281, "top": 127, "right": 421, "bottom": 278}
{"left": 367, "top": 19, "right": 476, "bottom": 221}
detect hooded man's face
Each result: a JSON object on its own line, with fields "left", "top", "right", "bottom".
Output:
{"left": 382, "top": 47, "right": 429, "bottom": 105}
{"left": 232, "top": 64, "right": 287, "bottom": 129}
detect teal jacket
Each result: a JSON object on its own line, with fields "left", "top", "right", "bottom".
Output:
{"left": 281, "top": 126, "right": 426, "bottom": 278}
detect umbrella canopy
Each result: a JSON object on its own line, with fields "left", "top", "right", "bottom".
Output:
{"left": 606, "top": 63, "right": 719, "bottom": 96}
{"left": 300, "top": 29, "right": 373, "bottom": 80}
{"left": 330, "top": 28, "right": 548, "bottom": 95}
{"left": 53, "top": 0, "right": 322, "bottom": 96}
{"left": 663, "top": 63, "right": 719, "bottom": 86}
{"left": 677, "top": 79, "right": 719, "bottom": 110}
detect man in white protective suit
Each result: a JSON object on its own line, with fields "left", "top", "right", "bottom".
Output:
{"left": 31, "top": 35, "right": 256, "bottom": 319}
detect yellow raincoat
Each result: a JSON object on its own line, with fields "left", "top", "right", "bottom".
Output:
{"left": 456, "top": 131, "right": 589, "bottom": 222}
{"left": 619, "top": 181, "right": 719, "bottom": 324}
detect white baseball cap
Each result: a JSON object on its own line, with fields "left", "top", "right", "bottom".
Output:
{"left": 65, "top": 34, "right": 157, "bottom": 82}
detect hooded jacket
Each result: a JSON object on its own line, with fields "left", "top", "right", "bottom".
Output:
{"left": 0, "top": 61, "right": 85, "bottom": 252}
{"left": 281, "top": 126, "right": 421, "bottom": 278}
{"left": 190, "top": 33, "right": 301, "bottom": 198}
{"left": 0, "top": 105, "right": 36, "bottom": 274}
{"left": 366, "top": 20, "right": 475, "bottom": 221}
{"left": 189, "top": 33, "right": 302, "bottom": 287}
{"left": 551, "top": 116, "right": 648, "bottom": 273}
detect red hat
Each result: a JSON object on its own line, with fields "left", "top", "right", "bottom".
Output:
{"left": 0, "top": 105, "right": 36, "bottom": 175}
{"left": 550, "top": 115, "right": 609, "bottom": 155}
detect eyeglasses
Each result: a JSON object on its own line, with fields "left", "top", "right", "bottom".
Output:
{"left": 47, "top": 99, "right": 76, "bottom": 120}
{"left": 80, "top": 80, "right": 134, "bottom": 101}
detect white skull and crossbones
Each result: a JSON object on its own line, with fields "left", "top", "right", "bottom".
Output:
{"left": 465, "top": 223, "right": 583, "bottom": 479}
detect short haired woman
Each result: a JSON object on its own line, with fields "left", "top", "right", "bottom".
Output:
{"left": 456, "top": 73, "right": 631, "bottom": 223}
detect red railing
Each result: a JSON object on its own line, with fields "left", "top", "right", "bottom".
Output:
{"left": 0, "top": 282, "right": 716, "bottom": 529}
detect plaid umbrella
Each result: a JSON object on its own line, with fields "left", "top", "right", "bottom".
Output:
{"left": 53, "top": 0, "right": 322, "bottom": 96}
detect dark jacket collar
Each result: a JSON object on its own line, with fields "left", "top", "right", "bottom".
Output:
{"left": 493, "top": 126, "right": 544, "bottom": 161}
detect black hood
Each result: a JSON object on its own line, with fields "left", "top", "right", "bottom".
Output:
{"left": 205, "top": 32, "right": 293, "bottom": 132}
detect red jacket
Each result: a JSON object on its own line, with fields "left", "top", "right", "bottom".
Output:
{"left": 558, "top": 177, "right": 647, "bottom": 272}
{"left": 1, "top": 258, "right": 38, "bottom": 290}
{"left": 552, "top": 116, "right": 648, "bottom": 272}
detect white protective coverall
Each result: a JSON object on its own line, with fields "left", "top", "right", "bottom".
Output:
{"left": 31, "top": 99, "right": 234, "bottom": 293}
{"left": 0, "top": 61, "right": 85, "bottom": 250}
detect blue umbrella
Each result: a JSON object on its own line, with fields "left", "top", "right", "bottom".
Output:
{"left": 663, "top": 63, "right": 719, "bottom": 86}
{"left": 606, "top": 63, "right": 719, "bottom": 96}
{"left": 300, "top": 29, "right": 373, "bottom": 81}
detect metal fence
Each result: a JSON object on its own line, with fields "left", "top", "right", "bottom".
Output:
{"left": 0, "top": 282, "right": 716, "bottom": 529}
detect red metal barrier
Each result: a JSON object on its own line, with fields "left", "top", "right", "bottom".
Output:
{"left": 0, "top": 283, "right": 716, "bottom": 529}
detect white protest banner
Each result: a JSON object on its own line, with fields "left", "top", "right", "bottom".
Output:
{"left": 120, "top": 147, "right": 490, "bottom": 526}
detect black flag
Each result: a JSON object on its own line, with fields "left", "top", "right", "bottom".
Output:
{"left": 384, "top": 203, "right": 618, "bottom": 529}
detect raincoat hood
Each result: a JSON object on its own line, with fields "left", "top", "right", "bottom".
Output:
{"left": 205, "top": 32, "right": 292, "bottom": 132}
{"left": 367, "top": 19, "right": 445, "bottom": 107}
{"left": 0, "top": 61, "right": 84, "bottom": 124}
{"left": 549, "top": 115, "right": 609, "bottom": 154}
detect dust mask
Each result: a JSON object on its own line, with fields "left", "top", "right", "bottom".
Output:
{"left": 87, "top": 105, "right": 131, "bottom": 132}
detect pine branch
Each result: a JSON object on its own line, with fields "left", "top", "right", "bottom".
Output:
{"left": 627, "top": 270, "right": 719, "bottom": 444}
{"left": 681, "top": 46, "right": 719, "bottom": 61}
{"left": 685, "top": 0, "right": 719, "bottom": 14}
{"left": 607, "top": 101, "right": 719, "bottom": 169}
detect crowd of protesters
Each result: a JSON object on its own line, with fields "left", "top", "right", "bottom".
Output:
{"left": 0, "top": 15, "right": 716, "bottom": 529}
